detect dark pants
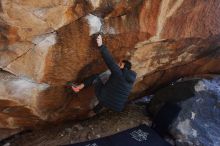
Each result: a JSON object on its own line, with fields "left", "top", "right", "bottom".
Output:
{"left": 83, "top": 74, "right": 105, "bottom": 114}
{"left": 83, "top": 74, "right": 100, "bottom": 87}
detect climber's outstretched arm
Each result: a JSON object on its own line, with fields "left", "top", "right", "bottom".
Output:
{"left": 96, "top": 35, "right": 122, "bottom": 76}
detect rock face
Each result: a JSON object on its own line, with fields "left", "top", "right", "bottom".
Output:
{"left": 0, "top": 0, "right": 220, "bottom": 128}
{"left": 170, "top": 78, "right": 220, "bottom": 146}
{"left": 147, "top": 77, "right": 220, "bottom": 146}
{"left": 147, "top": 79, "right": 197, "bottom": 117}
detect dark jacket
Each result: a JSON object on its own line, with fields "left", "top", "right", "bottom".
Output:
{"left": 96, "top": 45, "right": 137, "bottom": 112}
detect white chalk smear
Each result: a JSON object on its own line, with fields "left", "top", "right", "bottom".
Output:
{"left": 85, "top": 14, "right": 102, "bottom": 36}
{"left": 89, "top": 0, "right": 101, "bottom": 9}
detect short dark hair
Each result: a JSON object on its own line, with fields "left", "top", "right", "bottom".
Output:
{"left": 122, "top": 60, "right": 132, "bottom": 70}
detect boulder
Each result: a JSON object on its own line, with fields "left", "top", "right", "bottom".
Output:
{"left": 0, "top": 0, "right": 220, "bottom": 128}
{"left": 170, "top": 77, "right": 220, "bottom": 146}
{"left": 147, "top": 79, "right": 198, "bottom": 117}
{"left": 147, "top": 76, "right": 220, "bottom": 145}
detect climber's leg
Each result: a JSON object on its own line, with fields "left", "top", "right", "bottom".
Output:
{"left": 93, "top": 103, "right": 105, "bottom": 114}
{"left": 71, "top": 74, "right": 99, "bottom": 93}
{"left": 83, "top": 74, "right": 100, "bottom": 87}
{"left": 88, "top": 102, "right": 107, "bottom": 117}
{"left": 71, "top": 70, "right": 111, "bottom": 93}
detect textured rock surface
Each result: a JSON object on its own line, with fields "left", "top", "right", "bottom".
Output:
{"left": 147, "top": 77, "right": 220, "bottom": 146}
{"left": 170, "top": 78, "right": 220, "bottom": 146}
{"left": 147, "top": 79, "right": 197, "bottom": 117}
{"left": 0, "top": 0, "right": 220, "bottom": 128}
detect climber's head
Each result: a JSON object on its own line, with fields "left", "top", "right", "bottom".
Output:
{"left": 119, "top": 60, "right": 132, "bottom": 70}
{"left": 93, "top": 32, "right": 102, "bottom": 39}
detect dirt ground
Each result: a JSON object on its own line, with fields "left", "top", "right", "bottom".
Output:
{"left": 2, "top": 104, "right": 154, "bottom": 146}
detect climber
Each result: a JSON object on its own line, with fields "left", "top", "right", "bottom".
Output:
{"left": 71, "top": 34, "right": 137, "bottom": 115}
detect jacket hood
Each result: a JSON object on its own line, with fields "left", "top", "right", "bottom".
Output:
{"left": 122, "top": 69, "right": 137, "bottom": 84}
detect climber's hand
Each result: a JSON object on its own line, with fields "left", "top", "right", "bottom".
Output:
{"left": 96, "top": 34, "right": 103, "bottom": 47}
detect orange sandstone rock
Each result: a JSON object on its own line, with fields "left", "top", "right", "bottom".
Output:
{"left": 0, "top": 0, "right": 220, "bottom": 128}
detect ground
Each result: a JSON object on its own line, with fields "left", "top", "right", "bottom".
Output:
{"left": 3, "top": 104, "right": 154, "bottom": 146}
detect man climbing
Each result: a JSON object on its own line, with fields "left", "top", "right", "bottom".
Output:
{"left": 72, "top": 34, "right": 137, "bottom": 115}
